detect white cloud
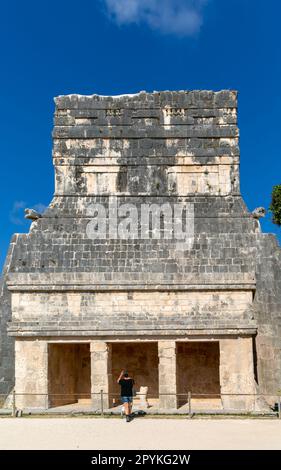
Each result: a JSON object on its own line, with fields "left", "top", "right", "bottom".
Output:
{"left": 9, "top": 201, "right": 26, "bottom": 225}
{"left": 103, "top": 0, "right": 209, "bottom": 36}
{"left": 9, "top": 201, "right": 47, "bottom": 225}
{"left": 32, "top": 203, "right": 47, "bottom": 214}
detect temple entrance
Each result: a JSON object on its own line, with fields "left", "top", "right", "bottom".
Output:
{"left": 48, "top": 343, "right": 91, "bottom": 408}
{"left": 110, "top": 342, "right": 159, "bottom": 407}
{"left": 176, "top": 342, "right": 220, "bottom": 408}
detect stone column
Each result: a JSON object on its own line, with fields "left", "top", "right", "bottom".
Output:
{"left": 90, "top": 341, "right": 112, "bottom": 410}
{"left": 15, "top": 339, "right": 48, "bottom": 409}
{"left": 158, "top": 340, "right": 177, "bottom": 409}
{"left": 220, "top": 337, "right": 256, "bottom": 411}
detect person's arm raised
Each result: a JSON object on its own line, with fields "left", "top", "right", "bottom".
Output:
{"left": 117, "top": 369, "right": 124, "bottom": 383}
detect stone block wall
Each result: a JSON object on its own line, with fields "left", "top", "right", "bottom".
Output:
{"left": 0, "top": 90, "right": 280, "bottom": 401}
{"left": 253, "top": 235, "right": 281, "bottom": 398}
{"left": 15, "top": 339, "right": 48, "bottom": 409}
{"left": 0, "top": 235, "right": 18, "bottom": 396}
{"left": 176, "top": 342, "right": 220, "bottom": 400}
{"left": 8, "top": 288, "right": 255, "bottom": 336}
{"left": 220, "top": 337, "right": 256, "bottom": 410}
{"left": 53, "top": 91, "right": 240, "bottom": 198}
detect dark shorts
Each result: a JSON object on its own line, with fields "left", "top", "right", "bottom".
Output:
{"left": 121, "top": 396, "right": 133, "bottom": 403}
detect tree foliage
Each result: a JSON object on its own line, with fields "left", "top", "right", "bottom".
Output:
{"left": 269, "top": 184, "right": 281, "bottom": 226}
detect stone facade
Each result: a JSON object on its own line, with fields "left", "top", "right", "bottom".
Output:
{"left": 0, "top": 90, "right": 280, "bottom": 410}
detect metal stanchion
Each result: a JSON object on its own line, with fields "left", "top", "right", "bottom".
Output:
{"left": 188, "top": 391, "right": 192, "bottom": 417}
{"left": 100, "top": 390, "right": 104, "bottom": 416}
{"left": 12, "top": 390, "right": 16, "bottom": 417}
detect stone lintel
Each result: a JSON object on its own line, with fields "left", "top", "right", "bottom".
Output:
{"left": 7, "top": 326, "right": 257, "bottom": 337}
{"left": 6, "top": 272, "right": 256, "bottom": 292}
{"left": 6, "top": 283, "right": 256, "bottom": 292}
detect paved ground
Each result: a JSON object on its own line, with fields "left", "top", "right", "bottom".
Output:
{"left": 0, "top": 417, "right": 281, "bottom": 450}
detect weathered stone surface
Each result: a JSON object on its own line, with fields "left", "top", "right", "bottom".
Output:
{"left": 8, "top": 290, "right": 255, "bottom": 335}
{"left": 90, "top": 341, "right": 112, "bottom": 409}
{"left": 0, "top": 90, "right": 280, "bottom": 408}
{"left": 158, "top": 341, "right": 177, "bottom": 409}
{"left": 220, "top": 337, "right": 256, "bottom": 410}
{"left": 0, "top": 235, "right": 17, "bottom": 396}
{"left": 14, "top": 340, "right": 48, "bottom": 409}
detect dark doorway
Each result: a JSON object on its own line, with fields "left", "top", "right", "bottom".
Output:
{"left": 48, "top": 343, "right": 91, "bottom": 407}
{"left": 176, "top": 342, "right": 220, "bottom": 406}
{"left": 111, "top": 342, "right": 159, "bottom": 406}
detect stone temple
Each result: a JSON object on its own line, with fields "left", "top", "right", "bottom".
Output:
{"left": 0, "top": 90, "right": 280, "bottom": 411}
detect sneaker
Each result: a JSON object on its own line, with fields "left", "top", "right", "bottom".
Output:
{"left": 125, "top": 415, "right": 131, "bottom": 422}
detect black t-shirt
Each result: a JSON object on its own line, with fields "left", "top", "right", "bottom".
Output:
{"left": 118, "top": 378, "right": 134, "bottom": 397}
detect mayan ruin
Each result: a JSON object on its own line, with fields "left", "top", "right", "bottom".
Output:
{"left": 0, "top": 90, "right": 281, "bottom": 413}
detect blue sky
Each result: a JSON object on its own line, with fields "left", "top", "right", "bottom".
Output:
{"left": 0, "top": 0, "right": 280, "bottom": 269}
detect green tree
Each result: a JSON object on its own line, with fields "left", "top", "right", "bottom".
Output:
{"left": 269, "top": 185, "right": 281, "bottom": 226}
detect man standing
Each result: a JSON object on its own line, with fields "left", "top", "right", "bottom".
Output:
{"left": 117, "top": 369, "right": 134, "bottom": 422}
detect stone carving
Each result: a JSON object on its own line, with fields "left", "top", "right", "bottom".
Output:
{"left": 24, "top": 208, "right": 42, "bottom": 220}
{"left": 106, "top": 109, "right": 122, "bottom": 116}
{"left": 252, "top": 207, "right": 266, "bottom": 219}
{"left": 164, "top": 107, "right": 185, "bottom": 116}
{"left": 135, "top": 386, "right": 149, "bottom": 409}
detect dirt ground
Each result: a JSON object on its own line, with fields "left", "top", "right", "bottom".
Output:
{"left": 0, "top": 417, "right": 280, "bottom": 450}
